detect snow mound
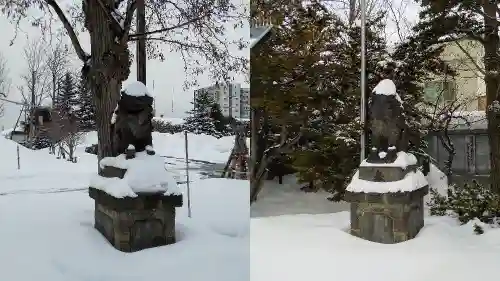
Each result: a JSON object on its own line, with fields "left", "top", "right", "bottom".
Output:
{"left": 373, "top": 79, "right": 403, "bottom": 103}
{"left": 360, "top": 151, "right": 417, "bottom": 168}
{"left": 91, "top": 152, "right": 180, "bottom": 198}
{"left": 251, "top": 212, "right": 500, "bottom": 281}
{"left": 346, "top": 168, "right": 428, "bottom": 193}
{"left": 424, "top": 163, "right": 448, "bottom": 206}
{"left": 123, "top": 81, "right": 152, "bottom": 97}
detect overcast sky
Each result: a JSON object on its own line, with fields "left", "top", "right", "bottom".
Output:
{"left": 0, "top": 0, "right": 249, "bottom": 129}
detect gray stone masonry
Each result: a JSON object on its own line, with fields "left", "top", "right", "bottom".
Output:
{"left": 345, "top": 165, "right": 428, "bottom": 244}
{"left": 89, "top": 164, "right": 183, "bottom": 252}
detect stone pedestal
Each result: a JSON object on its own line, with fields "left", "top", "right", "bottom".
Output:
{"left": 89, "top": 164, "right": 183, "bottom": 252}
{"left": 345, "top": 165, "right": 428, "bottom": 244}
{"left": 89, "top": 187, "right": 183, "bottom": 252}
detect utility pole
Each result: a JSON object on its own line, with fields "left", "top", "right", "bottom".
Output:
{"left": 360, "top": 0, "right": 367, "bottom": 163}
{"left": 136, "top": 0, "right": 147, "bottom": 85}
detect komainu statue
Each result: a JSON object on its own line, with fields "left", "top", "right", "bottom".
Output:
{"left": 367, "top": 79, "right": 406, "bottom": 163}
{"left": 111, "top": 82, "right": 154, "bottom": 157}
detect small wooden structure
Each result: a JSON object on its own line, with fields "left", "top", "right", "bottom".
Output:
{"left": 222, "top": 123, "right": 248, "bottom": 179}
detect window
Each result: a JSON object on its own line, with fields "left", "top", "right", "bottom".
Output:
{"left": 424, "top": 80, "right": 456, "bottom": 103}
{"left": 478, "top": 96, "right": 487, "bottom": 111}
{"left": 451, "top": 135, "right": 467, "bottom": 172}
{"left": 475, "top": 135, "right": 490, "bottom": 174}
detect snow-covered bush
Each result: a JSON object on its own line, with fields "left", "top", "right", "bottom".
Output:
{"left": 428, "top": 180, "right": 500, "bottom": 234}
{"left": 152, "top": 118, "right": 184, "bottom": 134}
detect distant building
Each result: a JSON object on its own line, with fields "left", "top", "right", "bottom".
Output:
{"left": 194, "top": 83, "right": 250, "bottom": 119}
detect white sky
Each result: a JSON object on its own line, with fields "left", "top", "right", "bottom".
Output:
{"left": 0, "top": 0, "right": 249, "bottom": 129}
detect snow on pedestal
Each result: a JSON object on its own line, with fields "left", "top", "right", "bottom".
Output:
{"left": 88, "top": 150, "right": 182, "bottom": 252}
{"left": 90, "top": 151, "right": 181, "bottom": 198}
{"left": 348, "top": 152, "right": 426, "bottom": 193}
{"left": 344, "top": 151, "right": 428, "bottom": 244}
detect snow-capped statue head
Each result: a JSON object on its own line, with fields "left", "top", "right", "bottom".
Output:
{"left": 372, "top": 79, "right": 402, "bottom": 104}
{"left": 123, "top": 81, "right": 153, "bottom": 98}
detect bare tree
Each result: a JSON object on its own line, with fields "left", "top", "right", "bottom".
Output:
{"left": 19, "top": 37, "right": 50, "bottom": 109}
{"left": 0, "top": 53, "right": 11, "bottom": 118}
{"left": 45, "top": 37, "right": 69, "bottom": 105}
{"left": 19, "top": 37, "right": 51, "bottom": 142}
{"left": 1, "top": 0, "right": 247, "bottom": 163}
{"left": 48, "top": 111, "right": 83, "bottom": 162}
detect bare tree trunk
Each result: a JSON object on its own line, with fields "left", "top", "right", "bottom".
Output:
{"left": 136, "top": 0, "right": 146, "bottom": 84}
{"left": 483, "top": 2, "right": 500, "bottom": 193}
{"left": 87, "top": 0, "right": 131, "bottom": 165}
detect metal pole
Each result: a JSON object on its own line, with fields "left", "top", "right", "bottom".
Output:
{"left": 360, "top": 0, "right": 367, "bottom": 163}
{"left": 184, "top": 131, "right": 192, "bottom": 218}
{"left": 17, "top": 145, "right": 20, "bottom": 170}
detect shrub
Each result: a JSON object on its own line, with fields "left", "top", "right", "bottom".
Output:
{"left": 427, "top": 180, "right": 500, "bottom": 234}
{"left": 152, "top": 118, "right": 184, "bottom": 134}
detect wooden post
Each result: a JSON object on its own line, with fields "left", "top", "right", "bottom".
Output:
{"left": 136, "top": 0, "right": 147, "bottom": 84}
{"left": 184, "top": 131, "right": 192, "bottom": 218}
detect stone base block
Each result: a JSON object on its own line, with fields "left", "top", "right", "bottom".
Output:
{"left": 89, "top": 187, "right": 183, "bottom": 252}
{"left": 344, "top": 186, "right": 428, "bottom": 244}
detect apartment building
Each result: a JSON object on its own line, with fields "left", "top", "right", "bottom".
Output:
{"left": 423, "top": 39, "right": 485, "bottom": 111}
{"left": 194, "top": 83, "right": 250, "bottom": 119}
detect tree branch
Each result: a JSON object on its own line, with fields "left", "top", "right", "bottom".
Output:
{"left": 127, "top": 13, "right": 209, "bottom": 40}
{"left": 95, "top": 0, "right": 125, "bottom": 36}
{"left": 454, "top": 40, "right": 485, "bottom": 75}
{"left": 120, "top": 0, "right": 137, "bottom": 44}
{"left": 45, "top": 0, "right": 89, "bottom": 62}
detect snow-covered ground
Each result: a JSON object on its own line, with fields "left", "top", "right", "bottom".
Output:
{"left": 0, "top": 132, "right": 249, "bottom": 281}
{"left": 251, "top": 165, "right": 500, "bottom": 281}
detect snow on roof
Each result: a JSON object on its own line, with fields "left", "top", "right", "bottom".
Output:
{"left": 346, "top": 168, "right": 428, "bottom": 193}
{"left": 448, "top": 110, "right": 487, "bottom": 130}
{"left": 372, "top": 79, "right": 403, "bottom": 103}
{"left": 90, "top": 151, "right": 180, "bottom": 198}
{"left": 360, "top": 152, "right": 417, "bottom": 169}
{"left": 250, "top": 26, "right": 272, "bottom": 49}
{"left": 123, "top": 81, "right": 153, "bottom": 98}
{"left": 40, "top": 98, "right": 53, "bottom": 108}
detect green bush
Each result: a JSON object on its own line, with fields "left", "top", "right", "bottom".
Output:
{"left": 427, "top": 180, "right": 500, "bottom": 234}
{"left": 152, "top": 118, "right": 184, "bottom": 134}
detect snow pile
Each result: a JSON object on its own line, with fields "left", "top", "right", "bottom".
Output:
{"left": 346, "top": 169, "right": 427, "bottom": 193}
{"left": 360, "top": 151, "right": 418, "bottom": 168}
{"left": 91, "top": 152, "right": 181, "bottom": 198}
{"left": 251, "top": 212, "right": 500, "bottom": 281}
{"left": 152, "top": 132, "right": 234, "bottom": 163}
{"left": 372, "top": 79, "right": 403, "bottom": 103}
{"left": 424, "top": 163, "right": 449, "bottom": 206}
{"left": 123, "top": 81, "right": 153, "bottom": 97}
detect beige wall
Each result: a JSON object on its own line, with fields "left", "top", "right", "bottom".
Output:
{"left": 429, "top": 39, "right": 485, "bottom": 111}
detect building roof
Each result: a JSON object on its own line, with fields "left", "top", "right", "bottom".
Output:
{"left": 250, "top": 25, "right": 273, "bottom": 49}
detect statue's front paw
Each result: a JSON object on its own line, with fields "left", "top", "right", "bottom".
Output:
{"left": 146, "top": 145, "right": 155, "bottom": 155}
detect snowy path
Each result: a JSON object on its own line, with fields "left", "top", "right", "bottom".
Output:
{"left": 251, "top": 176, "right": 350, "bottom": 218}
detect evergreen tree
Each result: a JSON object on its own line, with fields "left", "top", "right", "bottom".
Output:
{"left": 183, "top": 91, "right": 224, "bottom": 138}
{"left": 56, "top": 72, "right": 79, "bottom": 117}
{"left": 75, "top": 73, "right": 96, "bottom": 131}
